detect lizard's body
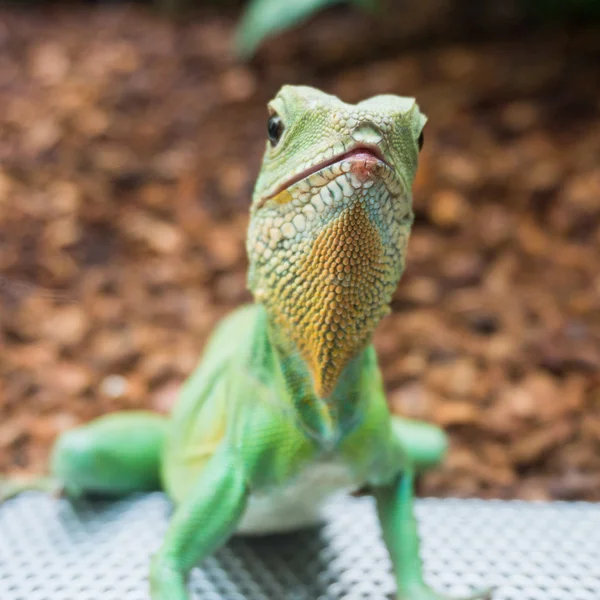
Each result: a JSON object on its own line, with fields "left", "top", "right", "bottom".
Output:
{"left": 164, "top": 303, "right": 401, "bottom": 534}
{"left": 1, "top": 86, "right": 490, "bottom": 600}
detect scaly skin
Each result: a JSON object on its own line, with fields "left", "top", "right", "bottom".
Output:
{"left": 1, "top": 86, "right": 491, "bottom": 600}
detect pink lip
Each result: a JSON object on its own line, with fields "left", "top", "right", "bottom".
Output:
{"left": 266, "top": 145, "right": 389, "bottom": 200}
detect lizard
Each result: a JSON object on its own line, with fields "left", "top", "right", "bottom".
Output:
{"left": 0, "top": 85, "right": 491, "bottom": 600}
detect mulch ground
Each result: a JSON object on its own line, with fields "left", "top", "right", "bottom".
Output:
{"left": 1, "top": 5, "right": 599, "bottom": 500}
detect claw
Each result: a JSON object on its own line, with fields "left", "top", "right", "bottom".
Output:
{"left": 398, "top": 585, "right": 494, "bottom": 600}
{"left": 50, "top": 484, "right": 66, "bottom": 500}
{"left": 458, "top": 589, "right": 494, "bottom": 600}
{"left": 0, "top": 476, "right": 59, "bottom": 504}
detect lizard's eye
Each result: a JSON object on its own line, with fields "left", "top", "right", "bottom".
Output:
{"left": 268, "top": 114, "right": 284, "bottom": 146}
{"left": 418, "top": 131, "right": 424, "bottom": 152}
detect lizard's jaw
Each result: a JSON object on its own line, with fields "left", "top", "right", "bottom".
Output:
{"left": 247, "top": 152, "right": 412, "bottom": 399}
{"left": 260, "top": 145, "right": 391, "bottom": 205}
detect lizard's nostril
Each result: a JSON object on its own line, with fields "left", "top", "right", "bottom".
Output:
{"left": 351, "top": 121, "right": 383, "bottom": 145}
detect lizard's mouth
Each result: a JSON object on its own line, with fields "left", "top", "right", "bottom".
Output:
{"left": 263, "top": 145, "right": 392, "bottom": 203}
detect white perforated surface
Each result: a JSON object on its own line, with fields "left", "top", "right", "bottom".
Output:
{"left": 1, "top": 493, "right": 599, "bottom": 600}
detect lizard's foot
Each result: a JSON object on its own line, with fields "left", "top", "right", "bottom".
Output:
{"left": 398, "top": 584, "right": 493, "bottom": 600}
{"left": 0, "top": 476, "right": 62, "bottom": 504}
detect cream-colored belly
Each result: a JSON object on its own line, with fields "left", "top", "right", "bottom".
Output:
{"left": 236, "top": 459, "right": 361, "bottom": 535}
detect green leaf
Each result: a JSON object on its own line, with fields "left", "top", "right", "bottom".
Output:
{"left": 525, "top": 0, "right": 600, "bottom": 18}
{"left": 349, "top": 0, "right": 379, "bottom": 12}
{"left": 235, "top": 0, "right": 378, "bottom": 59}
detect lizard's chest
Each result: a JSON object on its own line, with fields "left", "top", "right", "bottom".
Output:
{"left": 236, "top": 458, "right": 362, "bottom": 535}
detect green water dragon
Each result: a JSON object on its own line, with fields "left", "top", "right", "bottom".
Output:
{"left": 1, "top": 85, "right": 491, "bottom": 600}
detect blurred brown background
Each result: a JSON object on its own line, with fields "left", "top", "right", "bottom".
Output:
{"left": 0, "top": 0, "right": 599, "bottom": 500}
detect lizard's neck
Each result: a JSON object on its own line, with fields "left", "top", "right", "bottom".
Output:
{"left": 248, "top": 196, "right": 400, "bottom": 400}
{"left": 265, "top": 314, "right": 368, "bottom": 446}
{"left": 247, "top": 152, "right": 413, "bottom": 428}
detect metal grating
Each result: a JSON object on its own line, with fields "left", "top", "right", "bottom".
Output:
{"left": 1, "top": 493, "right": 599, "bottom": 600}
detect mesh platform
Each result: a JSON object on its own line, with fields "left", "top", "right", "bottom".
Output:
{"left": 1, "top": 492, "right": 599, "bottom": 600}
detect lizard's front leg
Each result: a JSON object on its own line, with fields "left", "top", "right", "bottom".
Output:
{"left": 374, "top": 469, "right": 492, "bottom": 600}
{"left": 150, "top": 445, "right": 248, "bottom": 600}
{"left": 1, "top": 412, "right": 167, "bottom": 503}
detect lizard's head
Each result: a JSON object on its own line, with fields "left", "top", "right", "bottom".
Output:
{"left": 247, "top": 85, "right": 427, "bottom": 398}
